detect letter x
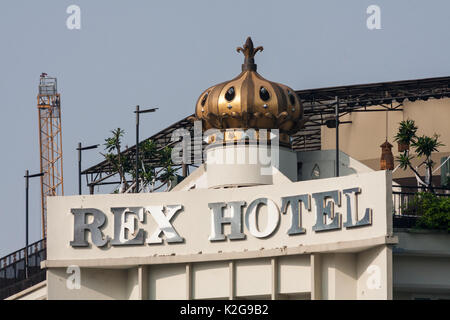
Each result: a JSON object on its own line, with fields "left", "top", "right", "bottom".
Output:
{"left": 146, "top": 205, "right": 184, "bottom": 244}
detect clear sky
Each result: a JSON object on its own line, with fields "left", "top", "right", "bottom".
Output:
{"left": 1, "top": 0, "right": 450, "bottom": 257}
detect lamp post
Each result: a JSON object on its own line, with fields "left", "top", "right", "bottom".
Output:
{"left": 24, "top": 170, "right": 44, "bottom": 279}
{"left": 134, "top": 105, "right": 158, "bottom": 193}
{"left": 335, "top": 96, "right": 340, "bottom": 177}
{"left": 76, "top": 143, "right": 99, "bottom": 195}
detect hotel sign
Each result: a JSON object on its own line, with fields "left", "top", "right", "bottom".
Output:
{"left": 47, "top": 171, "right": 391, "bottom": 260}
{"left": 70, "top": 188, "right": 372, "bottom": 248}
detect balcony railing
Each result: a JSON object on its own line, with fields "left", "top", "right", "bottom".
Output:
{"left": 392, "top": 185, "right": 450, "bottom": 228}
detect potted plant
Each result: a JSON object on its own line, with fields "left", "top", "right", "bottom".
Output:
{"left": 396, "top": 124, "right": 444, "bottom": 193}
{"left": 394, "top": 119, "right": 418, "bottom": 152}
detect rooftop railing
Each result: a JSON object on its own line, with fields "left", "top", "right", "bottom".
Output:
{"left": 0, "top": 239, "right": 46, "bottom": 300}
{"left": 392, "top": 185, "right": 450, "bottom": 228}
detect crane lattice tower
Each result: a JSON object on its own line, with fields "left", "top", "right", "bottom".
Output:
{"left": 37, "top": 73, "right": 64, "bottom": 238}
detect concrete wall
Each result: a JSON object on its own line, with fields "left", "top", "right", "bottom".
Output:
{"left": 44, "top": 246, "right": 392, "bottom": 300}
{"left": 148, "top": 264, "right": 186, "bottom": 300}
{"left": 278, "top": 255, "right": 310, "bottom": 296}
{"left": 321, "top": 99, "right": 450, "bottom": 180}
{"left": 356, "top": 246, "right": 392, "bottom": 300}
{"left": 47, "top": 267, "right": 136, "bottom": 300}
{"left": 393, "top": 230, "right": 450, "bottom": 299}
{"left": 297, "top": 150, "right": 374, "bottom": 181}
{"left": 35, "top": 231, "right": 450, "bottom": 300}
{"left": 394, "top": 256, "right": 450, "bottom": 292}
{"left": 193, "top": 261, "right": 230, "bottom": 299}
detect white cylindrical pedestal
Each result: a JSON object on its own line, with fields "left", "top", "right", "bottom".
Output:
{"left": 206, "top": 143, "right": 297, "bottom": 188}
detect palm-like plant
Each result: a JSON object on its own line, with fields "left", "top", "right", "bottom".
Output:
{"left": 395, "top": 120, "right": 444, "bottom": 192}
{"left": 412, "top": 134, "right": 443, "bottom": 161}
{"left": 394, "top": 119, "right": 418, "bottom": 152}
{"left": 102, "top": 128, "right": 130, "bottom": 191}
{"left": 412, "top": 134, "right": 443, "bottom": 192}
{"left": 102, "top": 128, "right": 176, "bottom": 193}
{"left": 397, "top": 152, "right": 414, "bottom": 171}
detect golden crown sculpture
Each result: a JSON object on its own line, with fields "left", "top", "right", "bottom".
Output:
{"left": 192, "top": 37, "right": 306, "bottom": 144}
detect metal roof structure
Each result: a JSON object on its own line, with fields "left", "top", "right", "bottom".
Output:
{"left": 82, "top": 76, "right": 450, "bottom": 191}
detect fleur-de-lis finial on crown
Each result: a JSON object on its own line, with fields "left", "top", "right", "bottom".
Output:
{"left": 236, "top": 37, "right": 263, "bottom": 72}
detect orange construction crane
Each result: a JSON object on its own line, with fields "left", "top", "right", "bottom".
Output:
{"left": 37, "top": 73, "right": 64, "bottom": 238}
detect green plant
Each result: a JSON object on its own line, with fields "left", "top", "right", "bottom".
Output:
{"left": 102, "top": 128, "right": 131, "bottom": 191}
{"left": 394, "top": 119, "right": 418, "bottom": 145}
{"left": 395, "top": 120, "right": 444, "bottom": 192}
{"left": 101, "top": 128, "right": 176, "bottom": 193}
{"left": 409, "top": 192, "right": 450, "bottom": 232}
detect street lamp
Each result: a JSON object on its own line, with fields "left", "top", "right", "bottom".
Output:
{"left": 134, "top": 105, "right": 158, "bottom": 193}
{"left": 24, "top": 170, "right": 44, "bottom": 279}
{"left": 335, "top": 96, "right": 340, "bottom": 177}
{"left": 76, "top": 143, "right": 99, "bottom": 195}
